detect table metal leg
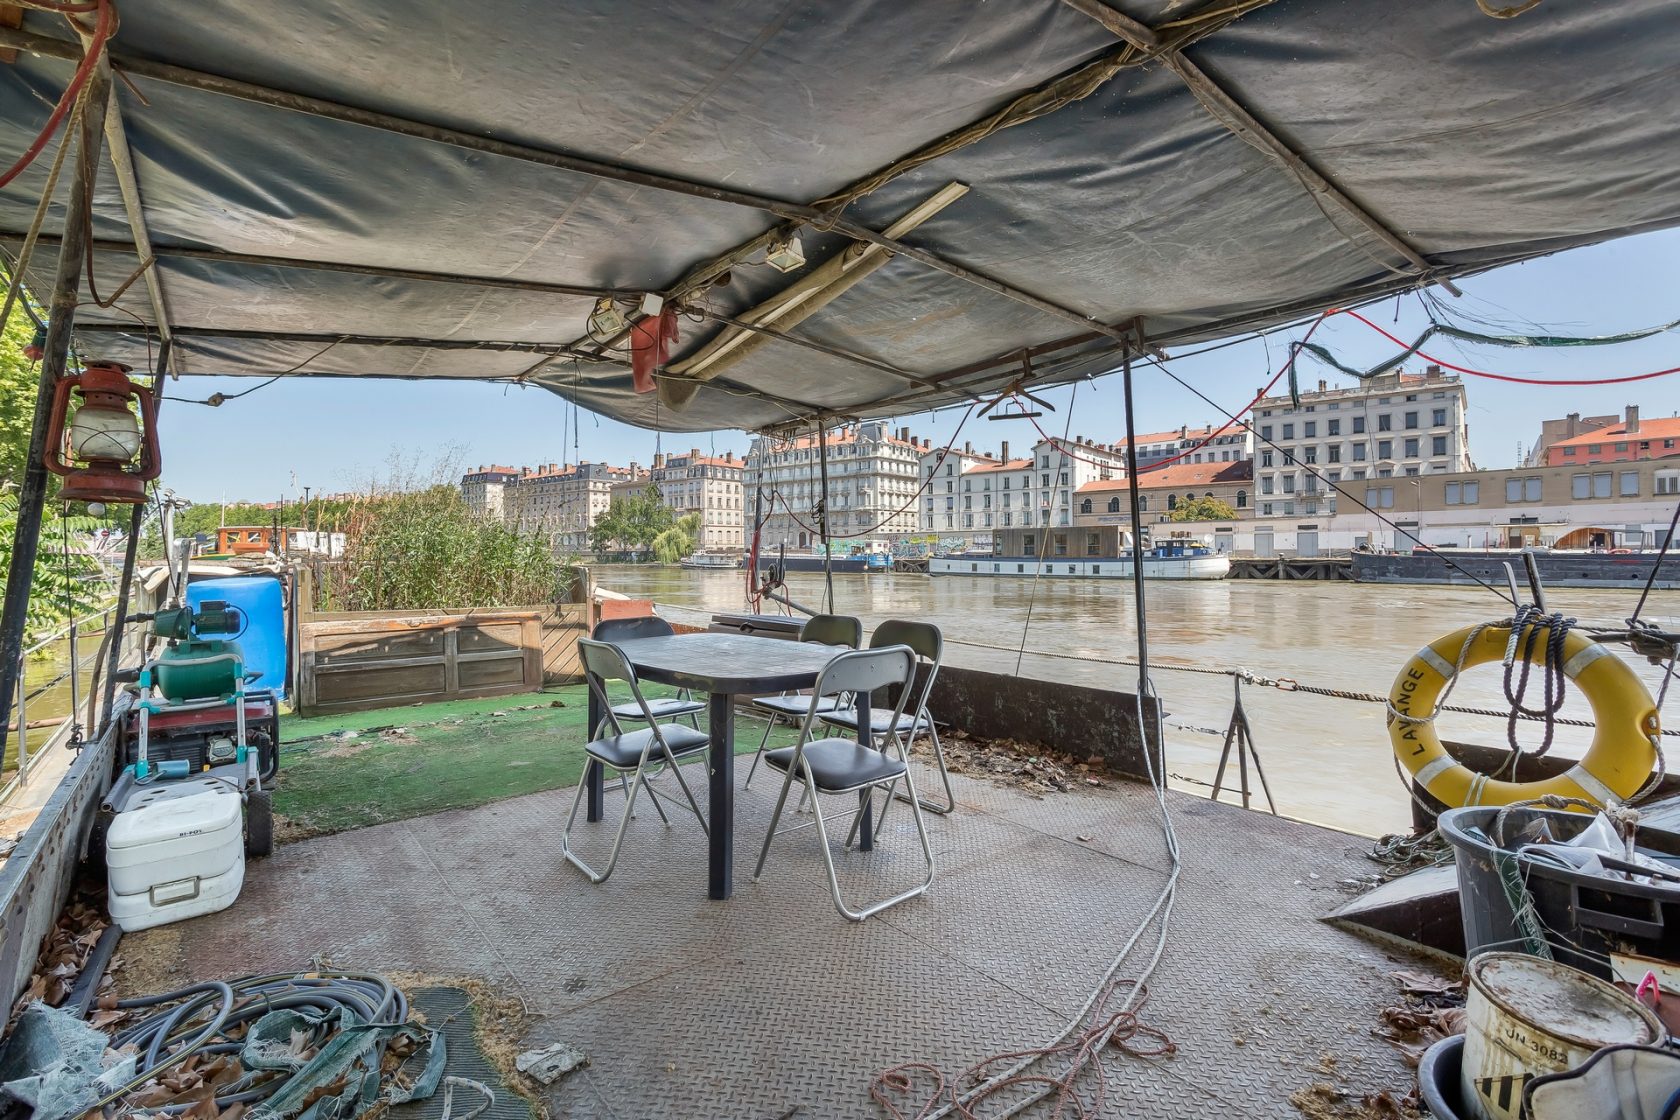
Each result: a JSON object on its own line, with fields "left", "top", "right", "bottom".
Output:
{"left": 708, "top": 691, "right": 734, "bottom": 900}
{"left": 856, "top": 692, "right": 873, "bottom": 852}
{"left": 586, "top": 681, "right": 604, "bottom": 823}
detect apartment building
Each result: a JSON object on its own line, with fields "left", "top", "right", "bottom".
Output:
{"left": 948, "top": 435, "right": 1127, "bottom": 533}
{"left": 459, "top": 465, "right": 521, "bottom": 519}
{"left": 920, "top": 440, "right": 1001, "bottom": 534}
{"left": 1526, "top": 410, "right": 1619, "bottom": 467}
{"left": 1217, "top": 456, "right": 1680, "bottom": 556}
{"left": 1251, "top": 366, "right": 1471, "bottom": 519}
{"left": 654, "top": 449, "right": 747, "bottom": 551}
{"left": 1115, "top": 422, "right": 1253, "bottom": 469}
{"left": 745, "top": 422, "right": 923, "bottom": 549}
{"left": 506, "top": 460, "right": 635, "bottom": 554}
{"left": 1543, "top": 406, "right": 1680, "bottom": 466}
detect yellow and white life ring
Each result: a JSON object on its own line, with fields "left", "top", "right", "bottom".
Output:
{"left": 1389, "top": 624, "right": 1659, "bottom": 809}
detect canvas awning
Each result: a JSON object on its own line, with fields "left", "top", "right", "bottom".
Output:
{"left": 3, "top": 0, "right": 1678, "bottom": 433}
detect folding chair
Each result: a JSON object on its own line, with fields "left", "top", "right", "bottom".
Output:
{"left": 561, "top": 639, "right": 710, "bottom": 884}
{"left": 818, "top": 620, "right": 954, "bottom": 820}
{"left": 753, "top": 645, "right": 934, "bottom": 921}
{"left": 592, "top": 615, "right": 705, "bottom": 728}
{"left": 744, "top": 613, "right": 863, "bottom": 789}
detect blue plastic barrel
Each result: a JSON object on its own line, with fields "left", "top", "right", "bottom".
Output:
{"left": 186, "top": 575, "right": 287, "bottom": 699}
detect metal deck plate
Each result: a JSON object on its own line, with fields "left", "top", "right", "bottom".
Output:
{"left": 122, "top": 759, "right": 1431, "bottom": 1118}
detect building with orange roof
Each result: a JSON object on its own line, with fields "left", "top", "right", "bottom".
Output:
{"left": 652, "top": 448, "right": 746, "bottom": 551}
{"left": 460, "top": 464, "right": 523, "bottom": 519}
{"left": 1543, "top": 406, "right": 1680, "bottom": 466}
{"left": 1073, "top": 460, "right": 1253, "bottom": 527}
{"left": 1113, "top": 421, "right": 1253, "bottom": 468}
{"left": 745, "top": 422, "right": 924, "bottom": 549}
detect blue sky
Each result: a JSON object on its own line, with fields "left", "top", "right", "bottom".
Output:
{"left": 156, "top": 228, "right": 1680, "bottom": 503}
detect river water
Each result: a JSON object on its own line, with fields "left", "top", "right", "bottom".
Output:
{"left": 594, "top": 564, "right": 1679, "bottom": 837}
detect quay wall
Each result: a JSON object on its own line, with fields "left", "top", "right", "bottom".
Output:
{"left": 927, "top": 665, "right": 1163, "bottom": 781}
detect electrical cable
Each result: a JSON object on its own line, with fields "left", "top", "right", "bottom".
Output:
{"left": 163, "top": 338, "right": 345, "bottom": 404}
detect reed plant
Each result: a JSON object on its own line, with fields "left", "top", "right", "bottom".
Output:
{"left": 316, "top": 485, "right": 570, "bottom": 612}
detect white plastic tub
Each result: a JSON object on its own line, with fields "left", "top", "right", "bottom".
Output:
{"left": 107, "top": 778, "right": 246, "bottom": 932}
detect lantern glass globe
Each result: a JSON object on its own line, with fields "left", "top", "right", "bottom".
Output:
{"left": 68, "top": 404, "right": 142, "bottom": 462}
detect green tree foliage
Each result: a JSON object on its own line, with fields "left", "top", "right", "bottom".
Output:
{"left": 0, "top": 273, "right": 117, "bottom": 640}
{"left": 316, "top": 486, "right": 570, "bottom": 612}
{"left": 0, "top": 497, "right": 110, "bottom": 643}
{"left": 1169, "top": 495, "right": 1239, "bottom": 522}
{"left": 588, "top": 484, "right": 675, "bottom": 556}
{"left": 0, "top": 282, "right": 41, "bottom": 490}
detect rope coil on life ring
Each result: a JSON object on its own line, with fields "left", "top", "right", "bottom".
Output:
{"left": 1389, "top": 623, "right": 1659, "bottom": 809}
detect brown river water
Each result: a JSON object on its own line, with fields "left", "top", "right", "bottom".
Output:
{"left": 594, "top": 564, "right": 1679, "bottom": 837}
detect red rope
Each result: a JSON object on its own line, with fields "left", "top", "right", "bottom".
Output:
{"left": 1332, "top": 306, "right": 1680, "bottom": 385}
{"left": 0, "top": 1, "right": 114, "bottom": 191}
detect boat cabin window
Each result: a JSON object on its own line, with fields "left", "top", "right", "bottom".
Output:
{"left": 1086, "top": 532, "right": 1101, "bottom": 556}
{"left": 1022, "top": 533, "right": 1036, "bottom": 555}
{"left": 1053, "top": 533, "right": 1068, "bottom": 556}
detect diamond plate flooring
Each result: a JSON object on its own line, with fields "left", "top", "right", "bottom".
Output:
{"left": 121, "top": 754, "right": 1436, "bottom": 1119}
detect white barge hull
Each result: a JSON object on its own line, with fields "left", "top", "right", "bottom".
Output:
{"left": 928, "top": 555, "right": 1230, "bottom": 580}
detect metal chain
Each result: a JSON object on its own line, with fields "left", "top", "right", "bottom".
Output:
{"left": 941, "top": 633, "right": 1680, "bottom": 737}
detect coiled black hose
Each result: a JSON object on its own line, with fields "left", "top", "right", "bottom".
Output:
{"left": 77, "top": 971, "right": 409, "bottom": 1117}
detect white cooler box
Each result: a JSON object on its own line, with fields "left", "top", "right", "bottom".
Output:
{"left": 108, "top": 778, "right": 246, "bottom": 932}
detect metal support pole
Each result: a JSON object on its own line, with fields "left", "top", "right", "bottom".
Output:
{"left": 15, "top": 668, "right": 27, "bottom": 781}
{"left": 0, "top": 65, "right": 111, "bottom": 774}
{"left": 1119, "top": 351, "right": 1162, "bottom": 765}
{"left": 816, "top": 420, "right": 835, "bottom": 614}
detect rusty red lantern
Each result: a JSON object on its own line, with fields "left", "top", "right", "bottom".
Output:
{"left": 43, "top": 360, "right": 161, "bottom": 504}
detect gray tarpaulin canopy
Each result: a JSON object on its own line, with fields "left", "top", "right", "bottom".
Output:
{"left": 2, "top": 0, "right": 1678, "bottom": 433}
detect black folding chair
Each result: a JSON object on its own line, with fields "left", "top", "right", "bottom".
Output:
{"left": 592, "top": 615, "right": 705, "bottom": 728}
{"left": 753, "top": 645, "right": 934, "bottom": 921}
{"left": 818, "top": 620, "right": 954, "bottom": 825}
{"left": 560, "top": 639, "right": 710, "bottom": 884}
{"left": 744, "top": 613, "right": 863, "bottom": 789}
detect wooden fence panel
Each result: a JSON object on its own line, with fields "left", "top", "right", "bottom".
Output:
{"left": 297, "top": 610, "right": 545, "bottom": 716}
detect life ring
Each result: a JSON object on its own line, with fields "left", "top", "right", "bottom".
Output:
{"left": 1389, "top": 624, "right": 1659, "bottom": 808}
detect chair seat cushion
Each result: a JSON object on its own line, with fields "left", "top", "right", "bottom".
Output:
{"left": 818, "top": 709, "right": 929, "bottom": 735}
{"left": 763, "top": 738, "right": 908, "bottom": 792}
{"left": 586, "top": 724, "right": 710, "bottom": 770}
{"left": 751, "top": 694, "right": 847, "bottom": 717}
{"left": 611, "top": 696, "right": 705, "bottom": 721}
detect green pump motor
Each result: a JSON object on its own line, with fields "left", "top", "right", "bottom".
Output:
{"left": 131, "top": 600, "right": 252, "bottom": 781}
{"left": 148, "top": 600, "right": 246, "bottom": 703}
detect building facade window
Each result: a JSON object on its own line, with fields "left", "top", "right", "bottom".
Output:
{"left": 1433, "top": 408, "right": 1447, "bottom": 426}
{"left": 1656, "top": 471, "right": 1680, "bottom": 496}
{"left": 1403, "top": 438, "right": 1419, "bottom": 458}
{"left": 1352, "top": 416, "right": 1366, "bottom": 434}
{"left": 1432, "top": 436, "right": 1447, "bottom": 456}
{"left": 1621, "top": 471, "right": 1641, "bottom": 497}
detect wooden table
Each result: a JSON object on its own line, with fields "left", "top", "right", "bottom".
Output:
{"left": 586, "top": 632, "right": 858, "bottom": 900}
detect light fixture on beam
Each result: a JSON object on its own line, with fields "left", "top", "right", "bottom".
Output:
{"left": 587, "top": 296, "right": 627, "bottom": 341}
{"left": 765, "top": 232, "right": 805, "bottom": 273}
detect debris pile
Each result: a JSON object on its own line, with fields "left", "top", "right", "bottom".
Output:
{"left": 2, "top": 971, "right": 446, "bottom": 1120}
{"left": 918, "top": 729, "right": 1107, "bottom": 796}
{"left": 9, "top": 893, "right": 113, "bottom": 1022}
{"left": 1376, "top": 969, "right": 1466, "bottom": 1068}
